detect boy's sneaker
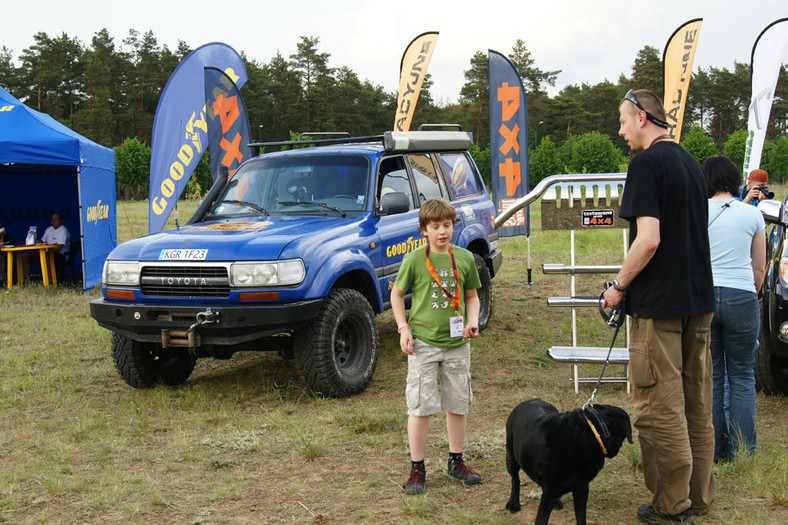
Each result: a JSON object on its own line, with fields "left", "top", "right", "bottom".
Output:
{"left": 403, "top": 467, "right": 425, "bottom": 495}
{"left": 447, "top": 459, "right": 481, "bottom": 485}
{"left": 637, "top": 505, "right": 695, "bottom": 524}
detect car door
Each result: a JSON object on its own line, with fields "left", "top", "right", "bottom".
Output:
{"left": 374, "top": 155, "right": 422, "bottom": 306}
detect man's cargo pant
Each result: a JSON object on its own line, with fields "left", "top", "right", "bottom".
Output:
{"left": 629, "top": 313, "right": 715, "bottom": 516}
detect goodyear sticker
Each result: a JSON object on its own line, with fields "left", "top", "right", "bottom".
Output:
{"left": 386, "top": 236, "right": 427, "bottom": 258}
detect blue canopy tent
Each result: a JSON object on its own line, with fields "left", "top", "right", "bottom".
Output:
{"left": 0, "top": 86, "right": 116, "bottom": 292}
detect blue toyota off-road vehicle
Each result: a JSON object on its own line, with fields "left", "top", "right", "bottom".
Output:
{"left": 90, "top": 129, "right": 502, "bottom": 397}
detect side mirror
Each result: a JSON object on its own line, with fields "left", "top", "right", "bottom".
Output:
{"left": 379, "top": 192, "right": 410, "bottom": 215}
{"left": 757, "top": 199, "right": 784, "bottom": 225}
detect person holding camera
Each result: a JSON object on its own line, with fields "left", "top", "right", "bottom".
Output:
{"left": 740, "top": 169, "right": 772, "bottom": 206}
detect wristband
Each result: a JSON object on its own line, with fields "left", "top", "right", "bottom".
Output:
{"left": 612, "top": 278, "right": 626, "bottom": 292}
{"left": 397, "top": 323, "right": 410, "bottom": 333}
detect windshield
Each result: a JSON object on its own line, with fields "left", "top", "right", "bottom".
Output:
{"left": 209, "top": 155, "right": 370, "bottom": 218}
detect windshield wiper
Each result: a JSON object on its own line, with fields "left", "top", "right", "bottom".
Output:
{"left": 212, "top": 199, "right": 269, "bottom": 216}
{"left": 278, "top": 201, "right": 347, "bottom": 217}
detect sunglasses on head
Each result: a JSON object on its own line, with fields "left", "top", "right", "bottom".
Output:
{"left": 624, "top": 89, "right": 669, "bottom": 129}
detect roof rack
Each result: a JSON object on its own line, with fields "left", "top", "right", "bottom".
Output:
{"left": 248, "top": 134, "right": 383, "bottom": 156}
{"left": 297, "top": 131, "right": 351, "bottom": 141}
{"left": 247, "top": 127, "right": 473, "bottom": 157}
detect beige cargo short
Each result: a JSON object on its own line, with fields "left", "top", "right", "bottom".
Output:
{"left": 405, "top": 339, "right": 472, "bottom": 417}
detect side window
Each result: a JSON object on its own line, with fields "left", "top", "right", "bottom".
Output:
{"left": 439, "top": 152, "right": 481, "bottom": 198}
{"left": 408, "top": 154, "right": 446, "bottom": 204}
{"left": 378, "top": 156, "right": 413, "bottom": 210}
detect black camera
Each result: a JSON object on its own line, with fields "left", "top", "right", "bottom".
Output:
{"left": 758, "top": 184, "right": 775, "bottom": 200}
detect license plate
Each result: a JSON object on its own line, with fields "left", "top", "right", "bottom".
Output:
{"left": 158, "top": 249, "right": 208, "bottom": 260}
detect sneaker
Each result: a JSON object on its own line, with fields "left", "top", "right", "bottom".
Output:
{"left": 637, "top": 505, "right": 695, "bottom": 524}
{"left": 403, "top": 467, "right": 425, "bottom": 495}
{"left": 447, "top": 460, "right": 481, "bottom": 485}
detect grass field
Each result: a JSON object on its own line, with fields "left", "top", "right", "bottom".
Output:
{"left": 0, "top": 196, "right": 786, "bottom": 524}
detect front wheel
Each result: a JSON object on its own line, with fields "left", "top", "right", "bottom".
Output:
{"left": 111, "top": 332, "right": 195, "bottom": 388}
{"left": 293, "top": 288, "right": 379, "bottom": 397}
{"left": 474, "top": 254, "right": 493, "bottom": 331}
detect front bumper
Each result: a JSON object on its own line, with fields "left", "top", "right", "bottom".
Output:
{"left": 89, "top": 297, "right": 324, "bottom": 346}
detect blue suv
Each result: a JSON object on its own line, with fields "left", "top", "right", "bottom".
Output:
{"left": 90, "top": 130, "right": 502, "bottom": 397}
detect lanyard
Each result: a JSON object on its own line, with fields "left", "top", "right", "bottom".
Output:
{"left": 649, "top": 134, "right": 671, "bottom": 147}
{"left": 425, "top": 243, "right": 461, "bottom": 312}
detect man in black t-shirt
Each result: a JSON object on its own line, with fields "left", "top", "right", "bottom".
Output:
{"left": 603, "top": 89, "right": 715, "bottom": 525}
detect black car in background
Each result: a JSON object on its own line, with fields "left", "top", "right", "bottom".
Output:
{"left": 757, "top": 198, "right": 788, "bottom": 394}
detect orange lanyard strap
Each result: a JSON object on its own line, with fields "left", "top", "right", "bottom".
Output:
{"left": 649, "top": 134, "right": 671, "bottom": 147}
{"left": 425, "top": 244, "right": 461, "bottom": 312}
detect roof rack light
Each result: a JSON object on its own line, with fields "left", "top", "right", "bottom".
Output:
{"left": 383, "top": 130, "right": 473, "bottom": 153}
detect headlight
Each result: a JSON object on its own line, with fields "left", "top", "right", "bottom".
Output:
{"left": 103, "top": 261, "right": 140, "bottom": 285}
{"left": 230, "top": 259, "right": 305, "bottom": 287}
{"left": 780, "top": 258, "right": 788, "bottom": 285}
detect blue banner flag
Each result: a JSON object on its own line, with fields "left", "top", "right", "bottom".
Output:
{"left": 148, "top": 43, "right": 247, "bottom": 234}
{"left": 488, "top": 50, "right": 529, "bottom": 237}
{"left": 205, "top": 67, "right": 252, "bottom": 180}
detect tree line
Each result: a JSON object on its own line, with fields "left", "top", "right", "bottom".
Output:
{"left": 2, "top": 29, "right": 787, "bottom": 197}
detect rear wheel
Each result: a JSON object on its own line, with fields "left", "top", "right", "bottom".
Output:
{"left": 474, "top": 254, "right": 493, "bottom": 331}
{"left": 294, "top": 288, "right": 379, "bottom": 397}
{"left": 111, "top": 332, "right": 195, "bottom": 388}
{"left": 755, "top": 331, "right": 788, "bottom": 395}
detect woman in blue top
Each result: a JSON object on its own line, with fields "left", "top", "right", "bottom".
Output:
{"left": 703, "top": 155, "right": 766, "bottom": 462}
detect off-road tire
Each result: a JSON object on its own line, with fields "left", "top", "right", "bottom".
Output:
{"left": 111, "top": 332, "right": 195, "bottom": 388}
{"left": 755, "top": 330, "right": 788, "bottom": 395}
{"left": 293, "top": 288, "right": 379, "bottom": 397}
{"left": 475, "top": 253, "right": 493, "bottom": 331}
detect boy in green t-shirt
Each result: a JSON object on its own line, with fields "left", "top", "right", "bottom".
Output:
{"left": 391, "top": 198, "right": 482, "bottom": 495}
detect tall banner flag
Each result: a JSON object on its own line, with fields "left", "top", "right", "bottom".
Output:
{"left": 205, "top": 67, "right": 252, "bottom": 181}
{"left": 148, "top": 43, "right": 247, "bottom": 234}
{"left": 743, "top": 18, "right": 788, "bottom": 176}
{"left": 663, "top": 18, "right": 703, "bottom": 142}
{"left": 488, "top": 49, "right": 529, "bottom": 238}
{"left": 394, "top": 32, "right": 439, "bottom": 131}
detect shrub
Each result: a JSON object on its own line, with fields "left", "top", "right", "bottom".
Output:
{"left": 529, "top": 136, "right": 563, "bottom": 187}
{"left": 114, "top": 138, "right": 151, "bottom": 200}
{"left": 469, "top": 144, "right": 492, "bottom": 188}
{"left": 681, "top": 125, "right": 719, "bottom": 165}
{"left": 561, "top": 132, "right": 624, "bottom": 174}
{"left": 723, "top": 129, "right": 748, "bottom": 173}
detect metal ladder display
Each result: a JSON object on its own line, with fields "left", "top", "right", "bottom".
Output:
{"left": 540, "top": 177, "right": 631, "bottom": 393}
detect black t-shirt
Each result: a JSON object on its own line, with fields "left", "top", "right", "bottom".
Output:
{"left": 619, "top": 141, "right": 714, "bottom": 318}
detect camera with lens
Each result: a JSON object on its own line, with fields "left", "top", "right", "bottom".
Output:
{"left": 757, "top": 184, "right": 775, "bottom": 200}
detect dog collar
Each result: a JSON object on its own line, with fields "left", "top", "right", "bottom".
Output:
{"left": 583, "top": 414, "right": 608, "bottom": 456}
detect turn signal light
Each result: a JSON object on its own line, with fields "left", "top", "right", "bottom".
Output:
{"left": 106, "top": 289, "right": 135, "bottom": 300}
{"left": 239, "top": 291, "right": 279, "bottom": 301}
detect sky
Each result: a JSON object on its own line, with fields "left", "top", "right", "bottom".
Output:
{"left": 2, "top": 0, "right": 787, "bottom": 104}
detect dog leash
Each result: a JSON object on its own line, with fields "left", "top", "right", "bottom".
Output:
{"left": 577, "top": 283, "right": 625, "bottom": 456}
{"left": 583, "top": 282, "right": 625, "bottom": 410}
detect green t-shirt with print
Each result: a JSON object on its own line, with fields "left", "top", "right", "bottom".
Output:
{"left": 394, "top": 244, "right": 481, "bottom": 348}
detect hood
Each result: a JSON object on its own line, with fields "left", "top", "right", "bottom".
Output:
{"left": 109, "top": 215, "right": 352, "bottom": 261}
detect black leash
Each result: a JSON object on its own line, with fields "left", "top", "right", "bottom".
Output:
{"left": 583, "top": 282, "right": 625, "bottom": 409}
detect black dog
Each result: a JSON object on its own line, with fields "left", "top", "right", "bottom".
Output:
{"left": 505, "top": 398, "right": 632, "bottom": 525}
